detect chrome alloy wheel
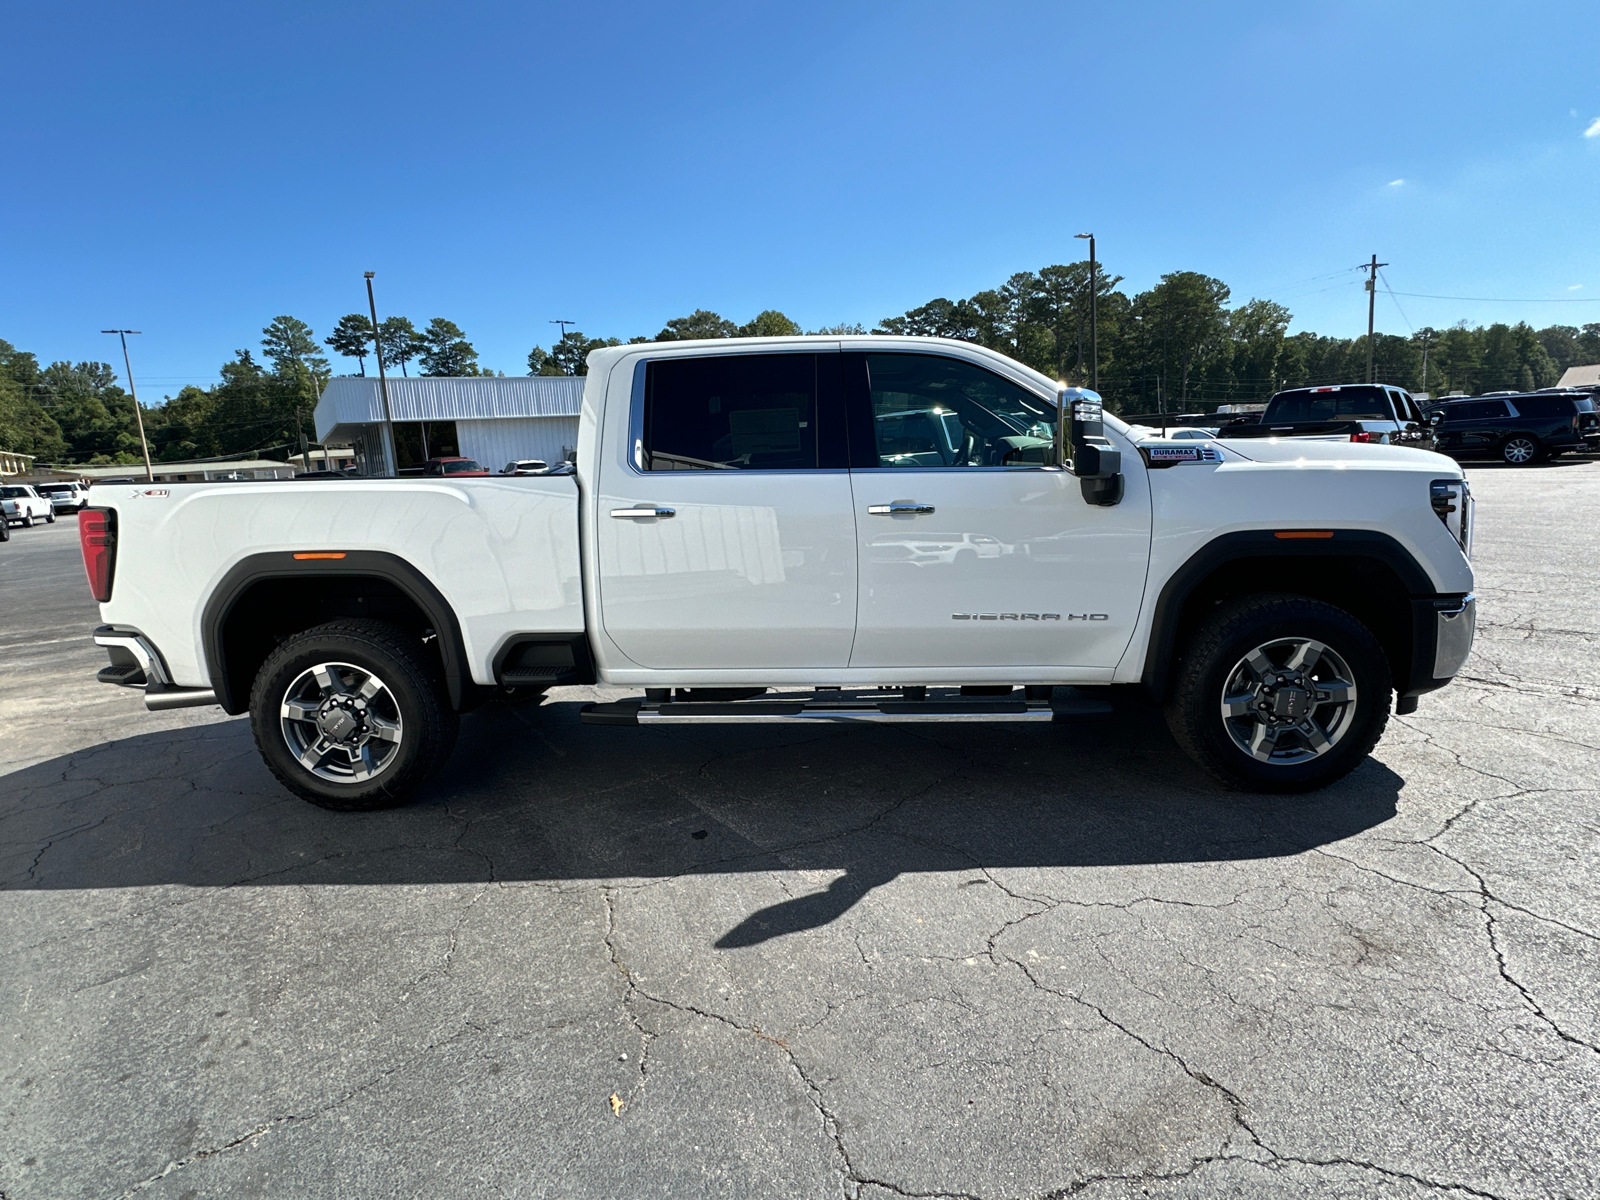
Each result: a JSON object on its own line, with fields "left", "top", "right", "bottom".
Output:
{"left": 279, "top": 661, "right": 403, "bottom": 783}
{"left": 1219, "top": 638, "right": 1357, "bottom": 765}
{"left": 1502, "top": 436, "right": 1537, "bottom": 465}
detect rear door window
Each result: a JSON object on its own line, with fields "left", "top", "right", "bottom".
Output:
{"left": 643, "top": 354, "right": 823, "bottom": 471}
{"left": 1448, "top": 400, "right": 1510, "bottom": 422}
{"left": 1514, "top": 396, "right": 1563, "bottom": 419}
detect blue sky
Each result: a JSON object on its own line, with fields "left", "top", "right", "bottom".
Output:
{"left": 3, "top": 0, "right": 1598, "bottom": 395}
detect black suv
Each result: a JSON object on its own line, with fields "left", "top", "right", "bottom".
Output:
{"left": 1426, "top": 390, "right": 1600, "bottom": 465}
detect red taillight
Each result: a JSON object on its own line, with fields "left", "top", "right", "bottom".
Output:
{"left": 79, "top": 507, "right": 116, "bottom": 602}
{"left": 1350, "top": 431, "right": 1375, "bottom": 443}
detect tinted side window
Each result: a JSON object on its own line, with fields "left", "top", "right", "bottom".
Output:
{"left": 644, "top": 354, "right": 819, "bottom": 471}
{"left": 1515, "top": 396, "right": 1562, "bottom": 419}
{"left": 865, "top": 353, "right": 1055, "bottom": 468}
{"left": 1450, "top": 400, "right": 1509, "bottom": 422}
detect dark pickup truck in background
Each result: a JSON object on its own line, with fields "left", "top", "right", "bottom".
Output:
{"left": 1424, "top": 390, "right": 1599, "bottom": 465}
{"left": 1218, "top": 384, "right": 1435, "bottom": 449}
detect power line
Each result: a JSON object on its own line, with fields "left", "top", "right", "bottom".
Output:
{"left": 1387, "top": 290, "right": 1599, "bottom": 303}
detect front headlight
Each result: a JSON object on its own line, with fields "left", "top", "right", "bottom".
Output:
{"left": 1430, "top": 478, "right": 1473, "bottom": 559}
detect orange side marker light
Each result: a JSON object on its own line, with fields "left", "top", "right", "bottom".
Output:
{"left": 1274, "top": 531, "right": 1334, "bottom": 539}
{"left": 293, "top": 552, "right": 348, "bottom": 560}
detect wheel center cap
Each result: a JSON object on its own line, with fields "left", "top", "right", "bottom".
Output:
{"left": 1270, "top": 685, "right": 1310, "bottom": 720}
{"left": 318, "top": 705, "right": 361, "bottom": 741}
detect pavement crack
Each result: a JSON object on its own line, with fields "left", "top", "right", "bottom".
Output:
{"left": 108, "top": 1021, "right": 490, "bottom": 1198}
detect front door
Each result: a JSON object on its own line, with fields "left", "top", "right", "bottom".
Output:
{"left": 845, "top": 351, "right": 1152, "bottom": 670}
{"left": 595, "top": 351, "right": 858, "bottom": 670}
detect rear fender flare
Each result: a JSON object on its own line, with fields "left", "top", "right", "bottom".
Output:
{"left": 201, "top": 551, "right": 469, "bottom": 714}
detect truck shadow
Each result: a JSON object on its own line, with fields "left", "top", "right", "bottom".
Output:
{"left": 1, "top": 697, "right": 1403, "bottom": 945}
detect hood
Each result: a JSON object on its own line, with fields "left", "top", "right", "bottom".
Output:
{"left": 1210, "top": 437, "right": 1457, "bottom": 470}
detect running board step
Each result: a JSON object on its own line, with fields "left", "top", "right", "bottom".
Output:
{"left": 580, "top": 690, "right": 1113, "bottom": 727}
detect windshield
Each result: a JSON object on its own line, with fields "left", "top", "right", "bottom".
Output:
{"left": 1, "top": 486, "right": 30, "bottom": 497}
{"left": 1263, "top": 387, "right": 1394, "bottom": 423}
{"left": 442, "top": 459, "right": 483, "bottom": 474}
{"left": 36, "top": 484, "right": 72, "bottom": 494}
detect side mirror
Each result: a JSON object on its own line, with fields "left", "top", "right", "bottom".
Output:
{"left": 1058, "top": 387, "right": 1123, "bottom": 506}
{"left": 1428, "top": 410, "right": 1444, "bottom": 425}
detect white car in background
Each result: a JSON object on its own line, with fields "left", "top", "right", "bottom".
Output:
{"left": 34, "top": 481, "right": 89, "bottom": 513}
{"left": 1, "top": 484, "right": 55, "bottom": 527}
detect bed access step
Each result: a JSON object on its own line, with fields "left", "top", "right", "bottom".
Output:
{"left": 579, "top": 686, "right": 1113, "bottom": 727}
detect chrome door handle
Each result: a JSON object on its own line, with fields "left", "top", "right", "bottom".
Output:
{"left": 867, "top": 502, "right": 935, "bottom": 515}
{"left": 610, "top": 506, "right": 676, "bottom": 519}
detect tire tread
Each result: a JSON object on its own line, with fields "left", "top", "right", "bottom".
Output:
{"left": 248, "top": 618, "right": 457, "bottom": 811}
{"left": 1165, "top": 593, "right": 1390, "bottom": 792}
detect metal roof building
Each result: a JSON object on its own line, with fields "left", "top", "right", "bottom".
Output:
{"left": 315, "top": 376, "right": 585, "bottom": 474}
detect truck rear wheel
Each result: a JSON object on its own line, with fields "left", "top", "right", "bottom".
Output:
{"left": 1164, "top": 594, "right": 1391, "bottom": 792}
{"left": 249, "top": 619, "right": 458, "bottom": 810}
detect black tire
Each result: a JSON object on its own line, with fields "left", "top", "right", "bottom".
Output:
{"left": 1164, "top": 594, "right": 1391, "bottom": 793}
{"left": 0, "top": 519, "right": 9, "bottom": 542}
{"left": 44, "top": 508, "right": 55, "bottom": 524}
{"left": 249, "top": 619, "right": 459, "bottom": 811}
{"left": 1501, "top": 435, "right": 1540, "bottom": 466}
{"left": 21, "top": 511, "right": 33, "bottom": 527}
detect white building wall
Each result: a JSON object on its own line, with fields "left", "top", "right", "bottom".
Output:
{"left": 456, "top": 417, "right": 580, "bottom": 471}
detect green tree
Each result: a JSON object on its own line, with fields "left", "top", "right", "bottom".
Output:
{"left": 325, "top": 314, "right": 375, "bottom": 375}
{"left": 807, "top": 323, "right": 867, "bottom": 335}
{"left": 261, "top": 316, "right": 330, "bottom": 380}
{"left": 1227, "top": 299, "right": 1293, "bottom": 399}
{"left": 874, "top": 297, "right": 981, "bottom": 340}
{"left": 656, "top": 310, "right": 739, "bottom": 340}
{"left": 417, "top": 318, "right": 480, "bottom": 376}
{"left": 736, "top": 310, "right": 802, "bottom": 338}
{"left": 529, "top": 332, "right": 623, "bottom": 376}
{"left": 1121, "top": 272, "right": 1232, "bottom": 407}
{"left": 0, "top": 339, "right": 66, "bottom": 459}
{"left": 377, "top": 316, "right": 421, "bottom": 376}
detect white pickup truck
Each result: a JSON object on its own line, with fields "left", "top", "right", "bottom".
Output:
{"left": 2, "top": 484, "right": 57, "bottom": 528}
{"left": 81, "top": 336, "right": 1476, "bottom": 808}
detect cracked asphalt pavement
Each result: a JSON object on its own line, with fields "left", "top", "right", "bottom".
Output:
{"left": 3, "top": 459, "right": 1599, "bottom": 1200}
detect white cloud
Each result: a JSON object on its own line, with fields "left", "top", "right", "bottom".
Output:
{"left": 1569, "top": 284, "right": 1584, "bottom": 291}
{"left": 1388, "top": 178, "right": 1405, "bottom": 187}
{"left": 1585, "top": 117, "right": 1600, "bottom": 138}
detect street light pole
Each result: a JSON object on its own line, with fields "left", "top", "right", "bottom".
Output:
{"left": 364, "top": 273, "right": 399, "bottom": 476}
{"left": 1074, "top": 233, "right": 1098, "bottom": 391}
{"left": 102, "top": 330, "right": 154, "bottom": 482}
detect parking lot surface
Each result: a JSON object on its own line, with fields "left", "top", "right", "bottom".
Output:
{"left": 3, "top": 461, "right": 1598, "bottom": 1200}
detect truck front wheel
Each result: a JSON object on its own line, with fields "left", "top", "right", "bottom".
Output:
{"left": 1165, "top": 594, "right": 1391, "bottom": 792}
{"left": 249, "top": 619, "right": 459, "bottom": 810}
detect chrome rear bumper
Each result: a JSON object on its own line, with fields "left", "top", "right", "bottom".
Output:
{"left": 93, "top": 627, "right": 218, "bottom": 710}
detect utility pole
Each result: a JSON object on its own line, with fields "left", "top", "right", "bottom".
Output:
{"left": 1074, "top": 233, "right": 1098, "bottom": 391}
{"left": 1419, "top": 329, "right": 1433, "bottom": 396}
{"left": 102, "top": 330, "right": 154, "bottom": 482}
{"left": 364, "top": 273, "right": 399, "bottom": 476}
{"left": 1363, "top": 253, "right": 1389, "bottom": 383}
{"left": 550, "top": 319, "right": 576, "bottom": 342}
{"left": 293, "top": 407, "right": 312, "bottom": 472}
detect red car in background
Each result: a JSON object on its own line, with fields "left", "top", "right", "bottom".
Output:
{"left": 422, "top": 457, "right": 490, "bottom": 477}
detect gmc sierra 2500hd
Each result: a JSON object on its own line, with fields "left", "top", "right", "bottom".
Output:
{"left": 81, "top": 336, "right": 1476, "bottom": 807}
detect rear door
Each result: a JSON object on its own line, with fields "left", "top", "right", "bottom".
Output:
{"left": 843, "top": 351, "right": 1152, "bottom": 670}
{"left": 594, "top": 351, "right": 858, "bottom": 670}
